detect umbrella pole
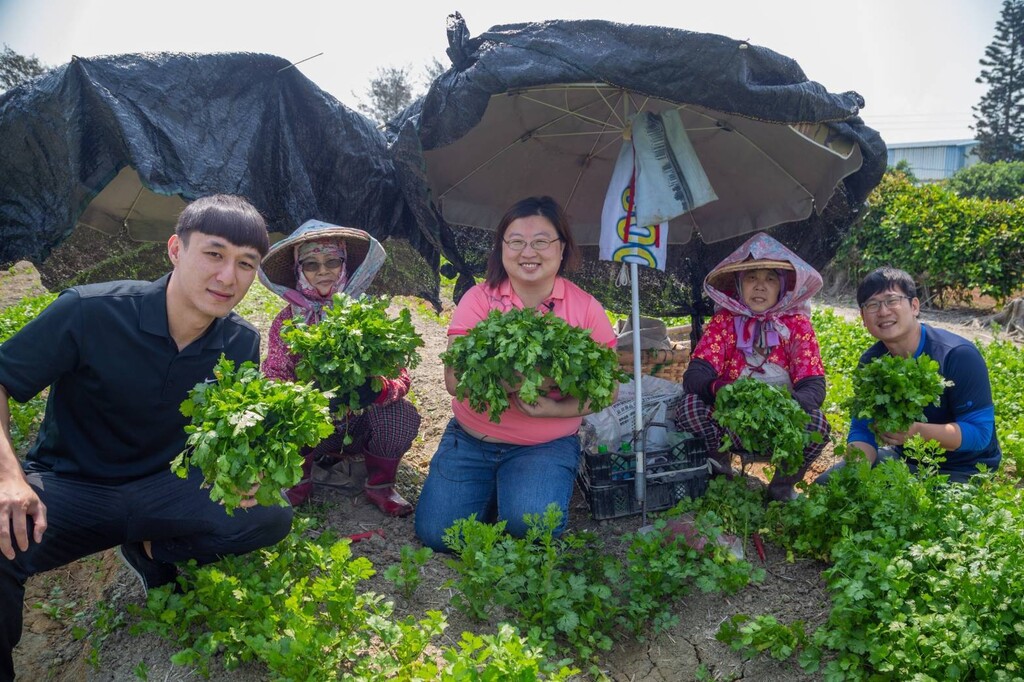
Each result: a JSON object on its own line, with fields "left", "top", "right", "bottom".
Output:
{"left": 630, "top": 262, "right": 647, "bottom": 526}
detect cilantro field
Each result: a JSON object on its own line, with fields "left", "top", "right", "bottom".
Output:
{"left": 2, "top": 261, "right": 1023, "bottom": 681}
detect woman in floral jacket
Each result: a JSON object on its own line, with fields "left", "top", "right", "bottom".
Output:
{"left": 675, "top": 232, "right": 830, "bottom": 501}
{"left": 260, "top": 220, "right": 420, "bottom": 516}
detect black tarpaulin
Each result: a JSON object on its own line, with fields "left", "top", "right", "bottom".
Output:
{"left": 0, "top": 51, "right": 412, "bottom": 266}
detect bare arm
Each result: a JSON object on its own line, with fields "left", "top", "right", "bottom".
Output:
{"left": 0, "top": 384, "right": 47, "bottom": 559}
{"left": 510, "top": 383, "right": 620, "bottom": 418}
{"left": 846, "top": 439, "right": 879, "bottom": 465}
{"left": 444, "top": 337, "right": 459, "bottom": 397}
{"left": 881, "top": 422, "right": 962, "bottom": 451}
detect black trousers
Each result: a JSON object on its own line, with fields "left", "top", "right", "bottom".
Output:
{"left": 1, "top": 463, "right": 293, "bottom": 681}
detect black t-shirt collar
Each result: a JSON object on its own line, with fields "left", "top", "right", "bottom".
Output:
{"left": 139, "top": 273, "right": 227, "bottom": 352}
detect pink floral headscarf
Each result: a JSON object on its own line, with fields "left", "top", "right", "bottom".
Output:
{"left": 288, "top": 239, "right": 347, "bottom": 323}
{"left": 704, "top": 233, "right": 822, "bottom": 355}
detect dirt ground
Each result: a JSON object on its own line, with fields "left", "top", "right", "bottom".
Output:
{"left": 1, "top": 260, "right": 1011, "bottom": 681}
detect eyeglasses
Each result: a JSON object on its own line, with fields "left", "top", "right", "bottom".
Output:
{"left": 503, "top": 238, "right": 562, "bottom": 252}
{"left": 300, "top": 258, "right": 345, "bottom": 274}
{"left": 861, "top": 295, "right": 911, "bottom": 314}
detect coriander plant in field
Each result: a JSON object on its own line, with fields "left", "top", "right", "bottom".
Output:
{"left": 713, "top": 378, "right": 817, "bottom": 476}
{"left": 281, "top": 293, "right": 423, "bottom": 413}
{"left": 442, "top": 307, "right": 627, "bottom": 423}
{"left": 173, "top": 356, "right": 335, "bottom": 514}
{"left": 847, "top": 353, "right": 951, "bottom": 436}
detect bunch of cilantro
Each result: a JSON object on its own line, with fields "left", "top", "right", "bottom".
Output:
{"left": 714, "top": 378, "right": 817, "bottom": 476}
{"left": 847, "top": 353, "right": 951, "bottom": 436}
{"left": 173, "top": 356, "right": 334, "bottom": 514}
{"left": 441, "top": 307, "right": 627, "bottom": 423}
{"left": 281, "top": 293, "right": 424, "bottom": 413}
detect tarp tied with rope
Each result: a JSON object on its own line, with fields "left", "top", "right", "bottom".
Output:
{"left": 0, "top": 52, "right": 412, "bottom": 267}
{"left": 387, "top": 14, "right": 887, "bottom": 316}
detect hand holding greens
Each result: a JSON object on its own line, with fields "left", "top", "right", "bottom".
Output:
{"left": 847, "top": 354, "right": 951, "bottom": 436}
{"left": 281, "top": 293, "right": 423, "bottom": 413}
{"left": 174, "top": 356, "right": 335, "bottom": 514}
{"left": 442, "top": 308, "right": 627, "bottom": 423}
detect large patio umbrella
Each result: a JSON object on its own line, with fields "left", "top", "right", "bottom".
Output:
{"left": 389, "top": 15, "right": 886, "bottom": 514}
{"left": 0, "top": 52, "right": 411, "bottom": 266}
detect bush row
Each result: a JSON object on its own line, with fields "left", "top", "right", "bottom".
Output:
{"left": 835, "top": 170, "right": 1024, "bottom": 305}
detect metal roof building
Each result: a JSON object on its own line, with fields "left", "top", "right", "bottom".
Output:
{"left": 886, "top": 140, "right": 980, "bottom": 182}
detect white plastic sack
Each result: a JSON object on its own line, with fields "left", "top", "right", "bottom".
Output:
{"left": 583, "top": 375, "right": 682, "bottom": 450}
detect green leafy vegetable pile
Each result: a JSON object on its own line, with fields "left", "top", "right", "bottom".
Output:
{"left": 441, "top": 308, "right": 627, "bottom": 423}
{"left": 714, "top": 378, "right": 817, "bottom": 476}
{"left": 281, "top": 293, "right": 424, "bottom": 413}
{"left": 173, "top": 356, "right": 334, "bottom": 514}
{"left": 847, "top": 353, "right": 952, "bottom": 435}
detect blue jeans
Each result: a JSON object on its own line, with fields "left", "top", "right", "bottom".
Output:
{"left": 414, "top": 420, "right": 581, "bottom": 552}
{"left": 1, "top": 463, "right": 293, "bottom": 681}
{"left": 813, "top": 447, "right": 976, "bottom": 485}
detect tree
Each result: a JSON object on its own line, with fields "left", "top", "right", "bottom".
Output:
{"left": 421, "top": 57, "right": 447, "bottom": 90}
{"left": 889, "top": 159, "right": 919, "bottom": 184}
{"left": 355, "top": 65, "right": 417, "bottom": 126}
{"left": 0, "top": 44, "right": 48, "bottom": 92}
{"left": 973, "top": 0, "right": 1024, "bottom": 162}
{"left": 355, "top": 58, "right": 450, "bottom": 126}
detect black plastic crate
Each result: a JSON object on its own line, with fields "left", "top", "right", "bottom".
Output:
{"left": 579, "top": 431, "right": 710, "bottom": 520}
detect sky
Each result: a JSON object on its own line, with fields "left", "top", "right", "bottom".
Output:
{"left": 0, "top": 0, "right": 1005, "bottom": 145}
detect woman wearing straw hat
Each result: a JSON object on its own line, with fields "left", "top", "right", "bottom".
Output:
{"left": 259, "top": 220, "right": 421, "bottom": 516}
{"left": 675, "top": 232, "right": 830, "bottom": 501}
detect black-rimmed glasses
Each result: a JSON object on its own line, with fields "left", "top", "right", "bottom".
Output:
{"left": 861, "top": 295, "right": 911, "bottom": 314}
{"left": 503, "top": 238, "right": 562, "bottom": 252}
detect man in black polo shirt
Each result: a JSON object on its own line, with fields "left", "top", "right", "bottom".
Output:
{"left": 0, "top": 195, "right": 293, "bottom": 681}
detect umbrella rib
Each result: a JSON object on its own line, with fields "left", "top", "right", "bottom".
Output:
{"left": 518, "top": 93, "right": 628, "bottom": 131}
{"left": 564, "top": 94, "right": 624, "bottom": 210}
{"left": 124, "top": 186, "right": 146, "bottom": 228}
{"left": 593, "top": 87, "right": 627, "bottom": 128}
{"left": 440, "top": 89, "right": 628, "bottom": 200}
{"left": 678, "top": 103, "right": 818, "bottom": 200}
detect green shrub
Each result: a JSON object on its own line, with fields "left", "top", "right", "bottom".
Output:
{"left": 947, "top": 160, "right": 1024, "bottom": 201}
{"left": 836, "top": 170, "right": 1024, "bottom": 304}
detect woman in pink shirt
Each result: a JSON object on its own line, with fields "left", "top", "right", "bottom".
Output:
{"left": 415, "top": 197, "right": 617, "bottom": 551}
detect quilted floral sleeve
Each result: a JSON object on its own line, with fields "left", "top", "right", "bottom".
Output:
{"left": 262, "top": 307, "right": 299, "bottom": 382}
{"left": 783, "top": 314, "right": 826, "bottom": 383}
{"left": 373, "top": 367, "right": 413, "bottom": 406}
{"left": 691, "top": 311, "right": 735, "bottom": 376}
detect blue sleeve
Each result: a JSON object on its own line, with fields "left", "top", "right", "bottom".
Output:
{"left": 847, "top": 417, "right": 877, "bottom": 450}
{"left": 943, "top": 345, "right": 994, "bottom": 412}
{"left": 953, "top": 406, "right": 994, "bottom": 453}
{"left": 941, "top": 345, "right": 995, "bottom": 451}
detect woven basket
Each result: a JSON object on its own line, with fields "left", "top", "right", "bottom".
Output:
{"left": 617, "top": 344, "right": 691, "bottom": 383}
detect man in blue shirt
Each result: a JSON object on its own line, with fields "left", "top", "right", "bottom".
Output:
{"left": 0, "top": 195, "right": 293, "bottom": 681}
{"left": 825, "top": 267, "right": 1000, "bottom": 484}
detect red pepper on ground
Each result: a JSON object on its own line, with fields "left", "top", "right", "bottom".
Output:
{"left": 751, "top": 532, "right": 767, "bottom": 563}
{"left": 347, "top": 529, "right": 386, "bottom": 543}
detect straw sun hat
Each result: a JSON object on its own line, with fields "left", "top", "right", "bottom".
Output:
{"left": 259, "top": 220, "right": 372, "bottom": 291}
{"left": 705, "top": 258, "right": 795, "bottom": 292}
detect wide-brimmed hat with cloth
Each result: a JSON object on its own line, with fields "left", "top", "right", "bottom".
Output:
{"left": 259, "top": 219, "right": 386, "bottom": 321}
{"left": 703, "top": 232, "right": 822, "bottom": 356}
